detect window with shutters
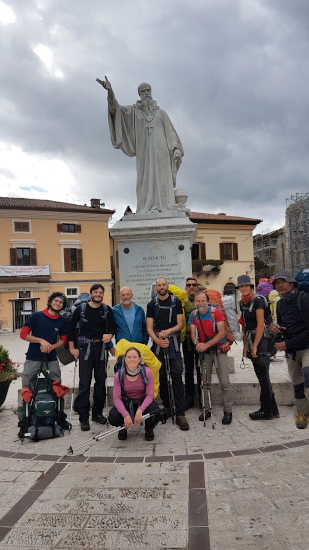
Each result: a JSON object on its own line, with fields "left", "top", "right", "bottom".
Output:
{"left": 63, "top": 248, "right": 83, "bottom": 272}
{"left": 13, "top": 221, "right": 30, "bottom": 233}
{"left": 10, "top": 247, "right": 37, "bottom": 265}
{"left": 57, "top": 223, "right": 81, "bottom": 233}
{"left": 191, "top": 242, "right": 206, "bottom": 261}
{"left": 219, "top": 243, "right": 238, "bottom": 261}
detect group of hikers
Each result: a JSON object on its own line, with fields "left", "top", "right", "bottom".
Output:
{"left": 17, "top": 269, "right": 309, "bottom": 442}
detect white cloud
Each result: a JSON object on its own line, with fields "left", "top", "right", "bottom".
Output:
{"left": 0, "top": 1, "right": 15, "bottom": 24}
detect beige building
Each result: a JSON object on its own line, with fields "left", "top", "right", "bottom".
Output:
{"left": 189, "top": 212, "right": 261, "bottom": 308}
{"left": 0, "top": 197, "right": 114, "bottom": 331}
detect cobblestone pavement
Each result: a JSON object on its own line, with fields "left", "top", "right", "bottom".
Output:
{"left": 0, "top": 333, "right": 308, "bottom": 549}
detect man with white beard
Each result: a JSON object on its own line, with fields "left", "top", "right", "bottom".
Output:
{"left": 113, "top": 287, "right": 148, "bottom": 345}
{"left": 96, "top": 77, "right": 184, "bottom": 214}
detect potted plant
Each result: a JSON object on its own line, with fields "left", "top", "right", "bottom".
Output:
{"left": 0, "top": 344, "right": 21, "bottom": 407}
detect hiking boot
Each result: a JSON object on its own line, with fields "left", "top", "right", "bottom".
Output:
{"left": 176, "top": 415, "right": 190, "bottom": 431}
{"left": 295, "top": 412, "right": 308, "bottom": 429}
{"left": 18, "top": 427, "right": 25, "bottom": 439}
{"left": 92, "top": 413, "right": 107, "bottom": 425}
{"left": 61, "top": 420, "right": 72, "bottom": 431}
{"left": 222, "top": 412, "right": 233, "bottom": 425}
{"left": 80, "top": 420, "right": 90, "bottom": 431}
{"left": 118, "top": 428, "right": 127, "bottom": 440}
{"left": 199, "top": 410, "right": 211, "bottom": 421}
{"left": 249, "top": 410, "right": 273, "bottom": 420}
{"left": 185, "top": 395, "right": 195, "bottom": 410}
{"left": 145, "top": 427, "right": 154, "bottom": 441}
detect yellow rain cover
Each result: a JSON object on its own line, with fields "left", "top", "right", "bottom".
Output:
{"left": 116, "top": 339, "right": 161, "bottom": 398}
{"left": 168, "top": 284, "right": 187, "bottom": 342}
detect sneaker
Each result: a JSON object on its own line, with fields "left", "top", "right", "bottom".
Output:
{"left": 145, "top": 427, "right": 154, "bottom": 441}
{"left": 222, "top": 412, "right": 232, "bottom": 425}
{"left": 92, "top": 413, "right": 107, "bottom": 425}
{"left": 176, "top": 415, "right": 190, "bottom": 431}
{"left": 118, "top": 428, "right": 127, "bottom": 440}
{"left": 249, "top": 410, "right": 273, "bottom": 420}
{"left": 199, "top": 410, "right": 211, "bottom": 422}
{"left": 295, "top": 412, "right": 308, "bottom": 429}
{"left": 80, "top": 420, "right": 90, "bottom": 431}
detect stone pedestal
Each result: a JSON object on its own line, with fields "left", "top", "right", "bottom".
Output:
{"left": 110, "top": 215, "right": 197, "bottom": 310}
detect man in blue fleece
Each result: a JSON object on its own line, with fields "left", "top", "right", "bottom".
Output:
{"left": 113, "top": 287, "right": 148, "bottom": 345}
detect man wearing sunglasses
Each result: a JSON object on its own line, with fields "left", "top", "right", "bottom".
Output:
{"left": 183, "top": 278, "right": 200, "bottom": 409}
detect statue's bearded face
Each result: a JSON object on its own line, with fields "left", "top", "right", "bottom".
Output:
{"left": 138, "top": 84, "right": 152, "bottom": 100}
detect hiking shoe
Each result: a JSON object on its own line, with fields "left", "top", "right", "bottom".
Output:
{"left": 295, "top": 412, "right": 308, "bottom": 429}
{"left": 199, "top": 410, "right": 211, "bottom": 422}
{"left": 118, "top": 428, "right": 127, "bottom": 440}
{"left": 222, "top": 412, "right": 233, "bottom": 425}
{"left": 92, "top": 413, "right": 107, "bottom": 425}
{"left": 80, "top": 420, "right": 90, "bottom": 431}
{"left": 18, "top": 427, "right": 25, "bottom": 439}
{"left": 249, "top": 410, "right": 273, "bottom": 420}
{"left": 176, "top": 415, "right": 190, "bottom": 431}
{"left": 145, "top": 427, "right": 154, "bottom": 441}
{"left": 61, "top": 420, "right": 72, "bottom": 431}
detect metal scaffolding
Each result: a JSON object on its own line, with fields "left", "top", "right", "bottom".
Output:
{"left": 286, "top": 193, "right": 309, "bottom": 273}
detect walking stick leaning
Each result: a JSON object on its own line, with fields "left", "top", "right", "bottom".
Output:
{"left": 69, "top": 359, "right": 78, "bottom": 433}
{"left": 163, "top": 348, "right": 176, "bottom": 424}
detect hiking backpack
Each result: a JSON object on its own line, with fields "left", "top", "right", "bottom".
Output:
{"left": 22, "top": 374, "right": 63, "bottom": 441}
{"left": 202, "top": 289, "right": 234, "bottom": 344}
{"left": 221, "top": 295, "right": 243, "bottom": 341}
{"left": 114, "top": 355, "right": 149, "bottom": 406}
{"left": 58, "top": 299, "right": 109, "bottom": 365}
{"left": 295, "top": 269, "right": 309, "bottom": 294}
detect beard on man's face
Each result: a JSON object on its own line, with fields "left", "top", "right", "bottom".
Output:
{"left": 140, "top": 97, "right": 155, "bottom": 114}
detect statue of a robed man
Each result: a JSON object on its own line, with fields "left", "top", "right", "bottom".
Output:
{"left": 96, "top": 77, "right": 184, "bottom": 214}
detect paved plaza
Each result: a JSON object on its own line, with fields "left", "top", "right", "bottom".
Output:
{"left": 0, "top": 333, "right": 308, "bottom": 549}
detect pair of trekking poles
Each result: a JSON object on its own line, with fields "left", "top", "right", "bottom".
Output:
{"left": 162, "top": 338, "right": 216, "bottom": 429}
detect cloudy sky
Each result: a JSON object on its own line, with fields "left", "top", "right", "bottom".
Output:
{"left": 1, "top": 0, "right": 309, "bottom": 232}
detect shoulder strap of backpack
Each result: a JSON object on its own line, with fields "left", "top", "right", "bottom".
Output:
{"left": 153, "top": 294, "right": 176, "bottom": 324}
{"left": 140, "top": 364, "right": 148, "bottom": 386}
{"left": 297, "top": 290, "right": 306, "bottom": 315}
{"left": 78, "top": 302, "right": 87, "bottom": 334}
{"left": 208, "top": 304, "right": 217, "bottom": 332}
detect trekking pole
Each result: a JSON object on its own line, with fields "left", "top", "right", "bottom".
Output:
{"left": 207, "top": 351, "right": 217, "bottom": 429}
{"left": 67, "top": 413, "right": 152, "bottom": 454}
{"left": 104, "top": 344, "right": 109, "bottom": 426}
{"left": 198, "top": 353, "right": 207, "bottom": 427}
{"left": 69, "top": 359, "right": 78, "bottom": 433}
{"left": 163, "top": 348, "right": 176, "bottom": 424}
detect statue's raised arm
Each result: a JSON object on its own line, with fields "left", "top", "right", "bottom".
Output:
{"left": 96, "top": 75, "right": 114, "bottom": 101}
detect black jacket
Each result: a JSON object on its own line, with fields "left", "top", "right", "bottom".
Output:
{"left": 276, "top": 289, "right": 309, "bottom": 353}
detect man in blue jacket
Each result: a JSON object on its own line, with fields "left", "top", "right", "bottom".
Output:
{"left": 113, "top": 287, "right": 148, "bottom": 345}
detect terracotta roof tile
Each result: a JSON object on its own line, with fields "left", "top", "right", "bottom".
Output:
{"left": 0, "top": 197, "right": 115, "bottom": 214}
{"left": 189, "top": 212, "right": 262, "bottom": 224}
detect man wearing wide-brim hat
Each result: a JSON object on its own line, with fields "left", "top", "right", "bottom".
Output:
{"left": 271, "top": 270, "right": 309, "bottom": 429}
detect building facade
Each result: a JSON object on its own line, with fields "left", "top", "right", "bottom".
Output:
{"left": 253, "top": 227, "right": 286, "bottom": 280}
{"left": 0, "top": 197, "right": 114, "bottom": 331}
{"left": 189, "top": 212, "right": 261, "bottom": 309}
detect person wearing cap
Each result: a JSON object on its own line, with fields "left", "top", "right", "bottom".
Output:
{"left": 237, "top": 275, "right": 279, "bottom": 420}
{"left": 18, "top": 292, "right": 70, "bottom": 437}
{"left": 271, "top": 270, "right": 309, "bottom": 429}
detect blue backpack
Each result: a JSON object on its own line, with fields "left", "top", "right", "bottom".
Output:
{"left": 295, "top": 270, "right": 309, "bottom": 295}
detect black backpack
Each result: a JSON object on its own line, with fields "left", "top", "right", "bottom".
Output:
{"left": 58, "top": 300, "right": 109, "bottom": 365}
{"left": 22, "top": 373, "right": 63, "bottom": 441}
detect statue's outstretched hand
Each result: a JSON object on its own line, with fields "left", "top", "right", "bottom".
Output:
{"left": 96, "top": 75, "right": 112, "bottom": 90}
